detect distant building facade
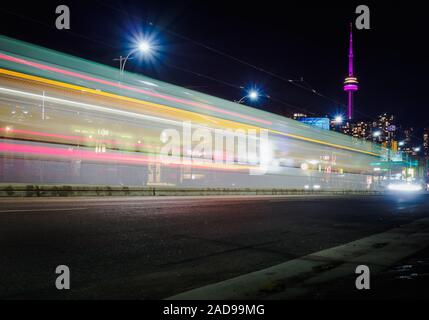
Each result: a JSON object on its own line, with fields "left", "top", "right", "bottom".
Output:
{"left": 372, "top": 113, "right": 396, "bottom": 146}
{"left": 423, "top": 128, "right": 429, "bottom": 159}
{"left": 331, "top": 113, "right": 397, "bottom": 149}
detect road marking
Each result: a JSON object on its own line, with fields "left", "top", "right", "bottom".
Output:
{"left": 167, "top": 217, "right": 429, "bottom": 300}
{"left": 0, "top": 207, "right": 88, "bottom": 213}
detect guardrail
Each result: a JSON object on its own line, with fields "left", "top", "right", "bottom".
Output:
{"left": 0, "top": 184, "right": 385, "bottom": 197}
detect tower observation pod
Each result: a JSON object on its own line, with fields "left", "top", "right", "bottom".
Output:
{"left": 344, "top": 23, "right": 359, "bottom": 120}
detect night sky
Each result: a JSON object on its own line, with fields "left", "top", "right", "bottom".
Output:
{"left": 1, "top": 1, "right": 427, "bottom": 139}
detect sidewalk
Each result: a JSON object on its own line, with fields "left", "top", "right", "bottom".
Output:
{"left": 300, "top": 246, "right": 429, "bottom": 300}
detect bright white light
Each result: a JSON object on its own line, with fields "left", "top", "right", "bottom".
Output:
{"left": 387, "top": 183, "right": 422, "bottom": 192}
{"left": 304, "top": 185, "right": 310, "bottom": 190}
{"left": 138, "top": 41, "right": 152, "bottom": 53}
{"left": 414, "top": 147, "right": 421, "bottom": 152}
{"left": 334, "top": 115, "right": 343, "bottom": 124}
{"left": 313, "top": 185, "right": 321, "bottom": 190}
{"left": 307, "top": 160, "right": 319, "bottom": 165}
{"left": 398, "top": 141, "right": 405, "bottom": 146}
{"left": 373, "top": 131, "right": 382, "bottom": 137}
{"left": 248, "top": 90, "right": 259, "bottom": 100}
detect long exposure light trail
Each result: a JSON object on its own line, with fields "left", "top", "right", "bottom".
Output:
{"left": 0, "top": 35, "right": 386, "bottom": 189}
{"left": 0, "top": 86, "right": 260, "bottom": 147}
{"left": 0, "top": 68, "right": 262, "bottom": 132}
{"left": 0, "top": 53, "right": 272, "bottom": 126}
{"left": 0, "top": 69, "right": 379, "bottom": 157}
{"left": 0, "top": 127, "right": 136, "bottom": 147}
{"left": 0, "top": 142, "right": 251, "bottom": 172}
{"left": 0, "top": 86, "right": 183, "bottom": 127}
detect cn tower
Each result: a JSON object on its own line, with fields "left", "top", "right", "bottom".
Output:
{"left": 344, "top": 23, "right": 359, "bottom": 120}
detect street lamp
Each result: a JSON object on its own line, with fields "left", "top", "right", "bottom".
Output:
{"left": 334, "top": 115, "right": 343, "bottom": 124}
{"left": 137, "top": 41, "right": 151, "bottom": 54}
{"left": 248, "top": 90, "right": 259, "bottom": 100}
{"left": 114, "top": 40, "right": 153, "bottom": 79}
{"left": 373, "top": 130, "right": 382, "bottom": 137}
{"left": 236, "top": 90, "right": 260, "bottom": 104}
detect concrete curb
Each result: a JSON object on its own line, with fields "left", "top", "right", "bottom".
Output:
{"left": 167, "top": 217, "right": 429, "bottom": 300}
{"left": 0, "top": 184, "right": 385, "bottom": 197}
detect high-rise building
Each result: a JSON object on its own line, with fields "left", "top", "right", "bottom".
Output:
{"left": 403, "top": 127, "right": 414, "bottom": 144}
{"left": 423, "top": 128, "right": 429, "bottom": 182}
{"left": 332, "top": 113, "right": 399, "bottom": 151}
{"left": 344, "top": 23, "right": 359, "bottom": 120}
{"left": 336, "top": 121, "right": 352, "bottom": 136}
{"left": 372, "top": 113, "right": 396, "bottom": 146}
{"left": 423, "top": 128, "right": 429, "bottom": 159}
{"left": 352, "top": 121, "right": 372, "bottom": 140}
{"left": 399, "top": 127, "right": 418, "bottom": 156}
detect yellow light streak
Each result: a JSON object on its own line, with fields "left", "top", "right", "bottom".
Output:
{"left": 0, "top": 68, "right": 379, "bottom": 157}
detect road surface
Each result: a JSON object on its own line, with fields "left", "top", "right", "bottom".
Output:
{"left": 1, "top": 194, "right": 429, "bottom": 299}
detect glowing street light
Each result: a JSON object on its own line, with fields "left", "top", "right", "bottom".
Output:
{"left": 334, "top": 115, "right": 343, "bottom": 124}
{"left": 236, "top": 89, "right": 260, "bottom": 104}
{"left": 248, "top": 90, "right": 259, "bottom": 100}
{"left": 137, "top": 40, "right": 152, "bottom": 54}
{"left": 114, "top": 39, "right": 154, "bottom": 79}
{"left": 373, "top": 130, "right": 382, "bottom": 137}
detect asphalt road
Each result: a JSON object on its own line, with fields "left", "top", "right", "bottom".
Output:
{"left": 1, "top": 194, "right": 429, "bottom": 299}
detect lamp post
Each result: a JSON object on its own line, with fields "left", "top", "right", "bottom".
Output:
{"left": 114, "top": 40, "right": 152, "bottom": 81}
{"left": 334, "top": 115, "right": 343, "bottom": 124}
{"left": 236, "top": 90, "right": 259, "bottom": 104}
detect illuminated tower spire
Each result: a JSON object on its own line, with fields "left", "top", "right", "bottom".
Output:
{"left": 344, "top": 23, "right": 359, "bottom": 120}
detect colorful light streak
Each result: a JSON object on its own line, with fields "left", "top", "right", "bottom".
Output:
{"left": 0, "top": 36, "right": 387, "bottom": 189}
{"left": 0, "top": 86, "right": 183, "bottom": 127}
{"left": 0, "top": 127, "right": 179, "bottom": 154}
{"left": 0, "top": 141, "right": 252, "bottom": 172}
{"left": 0, "top": 53, "right": 272, "bottom": 126}
{"left": 0, "top": 73, "right": 380, "bottom": 157}
{"left": 1, "top": 127, "right": 121, "bottom": 146}
{"left": 0, "top": 68, "right": 265, "bottom": 132}
{"left": 0, "top": 35, "right": 384, "bottom": 158}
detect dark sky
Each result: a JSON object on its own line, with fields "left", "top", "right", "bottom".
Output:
{"left": 0, "top": 1, "right": 427, "bottom": 138}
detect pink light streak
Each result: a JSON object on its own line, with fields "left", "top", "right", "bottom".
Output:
{"left": 0, "top": 142, "right": 246, "bottom": 172}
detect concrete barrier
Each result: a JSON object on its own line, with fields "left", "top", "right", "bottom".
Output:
{"left": 0, "top": 183, "right": 385, "bottom": 197}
